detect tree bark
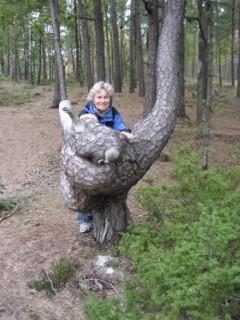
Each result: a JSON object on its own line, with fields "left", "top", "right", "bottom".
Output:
{"left": 134, "top": 0, "right": 145, "bottom": 97}
{"left": 49, "top": 0, "right": 67, "bottom": 103}
{"left": 109, "top": 0, "right": 122, "bottom": 92}
{"left": 237, "top": 0, "right": 240, "bottom": 97}
{"left": 93, "top": 0, "right": 106, "bottom": 81}
{"left": 196, "top": 0, "right": 213, "bottom": 170}
{"left": 59, "top": 0, "right": 186, "bottom": 243}
{"left": 143, "top": 0, "right": 159, "bottom": 116}
{"left": 37, "top": 31, "right": 42, "bottom": 85}
{"left": 129, "top": 0, "right": 137, "bottom": 93}
{"left": 78, "top": 0, "right": 94, "bottom": 91}
{"left": 42, "top": 30, "right": 47, "bottom": 82}
{"left": 231, "top": 0, "right": 235, "bottom": 87}
{"left": 74, "top": 0, "right": 81, "bottom": 83}
{"left": 197, "top": 0, "right": 209, "bottom": 127}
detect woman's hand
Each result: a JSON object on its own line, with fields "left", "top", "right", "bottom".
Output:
{"left": 121, "top": 131, "right": 134, "bottom": 140}
{"left": 80, "top": 114, "right": 98, "bottom": 121}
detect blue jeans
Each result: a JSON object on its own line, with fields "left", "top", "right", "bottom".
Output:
{"left": 77, "top": 212, "right": 93, "bottom": 224}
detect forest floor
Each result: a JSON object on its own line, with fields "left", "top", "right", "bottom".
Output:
{"left": 0, "top": 81, "right": 239, "bottom": 320}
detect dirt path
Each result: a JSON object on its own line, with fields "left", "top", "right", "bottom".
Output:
{"left": 0, "top": 82, "right": 239, "bottom": 320}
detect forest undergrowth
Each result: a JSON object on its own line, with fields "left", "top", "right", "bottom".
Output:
{"left": 83, "top": 147, "right": 240, "bottom": 320}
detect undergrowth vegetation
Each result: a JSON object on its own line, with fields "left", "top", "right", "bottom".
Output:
{"left": 84, "top": 148, "right": 240, "bottom": 320}
{"left": 0, "top": 87, "right": 34, "bottom": 106}
{"left": 0, "top": 183, "right": 19, "bottom": 212}
{"left": 28, "top": 256, "right": 77, "bottom": 295}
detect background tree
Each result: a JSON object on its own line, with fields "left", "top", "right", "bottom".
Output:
{"left": 143, "top": 0, "right": 159, "bottom": 116}
{"left": 129, "top": 0, "right": 137, "bottom": 93}
{"left": 237, "top": 0, "right": 240, "bottom": 97}
{"left": 78, "top": 0, "right": 94, "bottom": 90}
{"left": 49, "top": 0, "right": 67, "bottom": 101}
{"left": 134, "top": 0, "right": 145, "bottom": 97}
{"left": 92, "top": 0, "right": 105, "bottom": 81}
{"left": 109, "top": 0, "right": 122, "bottom": 92}
{"left": 231, "top": 0, "right": 236, "bottom": 87}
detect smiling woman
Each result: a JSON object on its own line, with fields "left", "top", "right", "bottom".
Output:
{"left": 76, "top": 81, "right": 134, "bottom": 233}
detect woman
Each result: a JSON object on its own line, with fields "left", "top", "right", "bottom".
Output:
{"left": 77, "top": 81, "right": 134, "bottom": 233}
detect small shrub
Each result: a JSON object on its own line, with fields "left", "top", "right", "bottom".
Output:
{"left": 28, "top": 256, "right": 77, "bottom": 295}
{"left": 0, "top": 196, "right": 18, "bottom": 212}
{"left": 229, "top": 144, "right": 240, "bottom": 160}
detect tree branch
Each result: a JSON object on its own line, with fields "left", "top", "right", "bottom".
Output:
{"left": 0, "top": 204, "right": 20, "bottom": 224}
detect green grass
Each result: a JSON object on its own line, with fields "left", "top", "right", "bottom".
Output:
{"left": 229, "top": 144, "right": 240, "bottom": 160}
{"left": 28, "top": 256, "right": 77, "bottom": 295}
{"left": 0, "top": 196, "right": 18, "bottom": 212}
{"left": 0, "top": 89, "right": 34, "bottom": 106}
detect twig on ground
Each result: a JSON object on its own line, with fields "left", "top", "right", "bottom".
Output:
{"left": 43, "top": 270, "right": 57, "bottom": 295}
{"left": 0, "top": 204, "right": 20, "bottom": 224}
{"left": 83, "top": 277, "right": 120, "bottom": 296}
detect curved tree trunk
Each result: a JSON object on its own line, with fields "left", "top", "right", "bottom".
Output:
{"left": 59, "top": 0, "right": 186, "bottom": 243}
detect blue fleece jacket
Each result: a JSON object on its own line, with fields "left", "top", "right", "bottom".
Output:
{"left": 79, "top": 103, "right": 131, "bottom": 132}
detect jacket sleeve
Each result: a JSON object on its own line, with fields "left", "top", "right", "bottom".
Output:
{"left": 112, "top": 108, "right": 131, "bottom": 132}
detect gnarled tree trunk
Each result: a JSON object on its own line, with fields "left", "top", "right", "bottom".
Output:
{"left": 59, "top": 0, "right": 186, "bottom": 243}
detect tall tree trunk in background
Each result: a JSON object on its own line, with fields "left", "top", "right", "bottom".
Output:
{"left": 197, "top": 0, "right": 213, "bottom": 170}
{"left": 231, "top": 0, "right": 235, "bottom": 87}
{"left": 37, "top": 31, "right": 42, "bottom": 85}
{"left": 7, "top": 41, "right": 10, "bottom": 76}
{"left": 42, "top": 30, "right": 47, "bottom": 81}
{"left": 103, "top": 4, "right": 112, "bottom": 83}
{"left": 129, "top": 0, "right": 137, "bottom": 93}
{"left": 110, "top": 0, "right": 122, "bottom": 92}
{"left": 73, "top": 0, "right": 82, "bottom": 84}
{"left": 17, "top": 50, "right": 21, "bottom": 80}
{"left": 134, "top": 0, "right": 145, "bottom": 97}
{"left": 24, "top": 24, "right": 29, "bottom": 81}
{"left": 143, "top": 0, "right": 159, "bottom": 116}
{"left": 197, "top": 0, "right": 208, "bottom": 126}
{"left": 60, "top": 0, "right": 186, "bottom": 243}
{"left": 119, "top": 2, "right": 126, "bottom": 83}
{"left": 0, "top": 53, "right": 4, "bottom": 74}
{"left": 78, "top": 0, "right": 94, "bottom": 90}
{"left": 49, "top": 0, "right": 67, "bottom": 106}
{"left": 93, "top": 0, "right": 106, "bottom": 81}
{"left": 10, "top": 26, "right": 18, "bottom": 81}
{"left": 178, "top": 19, "right": 186, "bottom": 118}
{"left": 70, "top": 46, "right": 76, "bottom": 76}
{"left": 29, "top": 26, "right": 34, "bottom": 84}
{"left": 216, "top": 5, "right": 222, "bottom": 89}
{"left": 237, "top": 0, "right": 240, "bottom": 97}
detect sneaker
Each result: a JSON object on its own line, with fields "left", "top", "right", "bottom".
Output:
{"left": 79, "top": 222, "right": 93, "bottom": 233}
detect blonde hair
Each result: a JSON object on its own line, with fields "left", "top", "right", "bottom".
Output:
{"left": 86, "top": 81, "right": 114, "bottom": 103}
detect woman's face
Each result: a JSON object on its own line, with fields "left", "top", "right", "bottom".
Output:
{"left": 93, "top": 89, "right": 111, "bottom": 111}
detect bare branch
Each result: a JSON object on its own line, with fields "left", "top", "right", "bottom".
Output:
{"left": 0, "top": 204, "right": 20, "bottom": 224}
{"left": 43, "top": 270, "right": 57, "bottom": 295}
{"left": 82, "top": 277, "right": 120, "bottom": 296}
